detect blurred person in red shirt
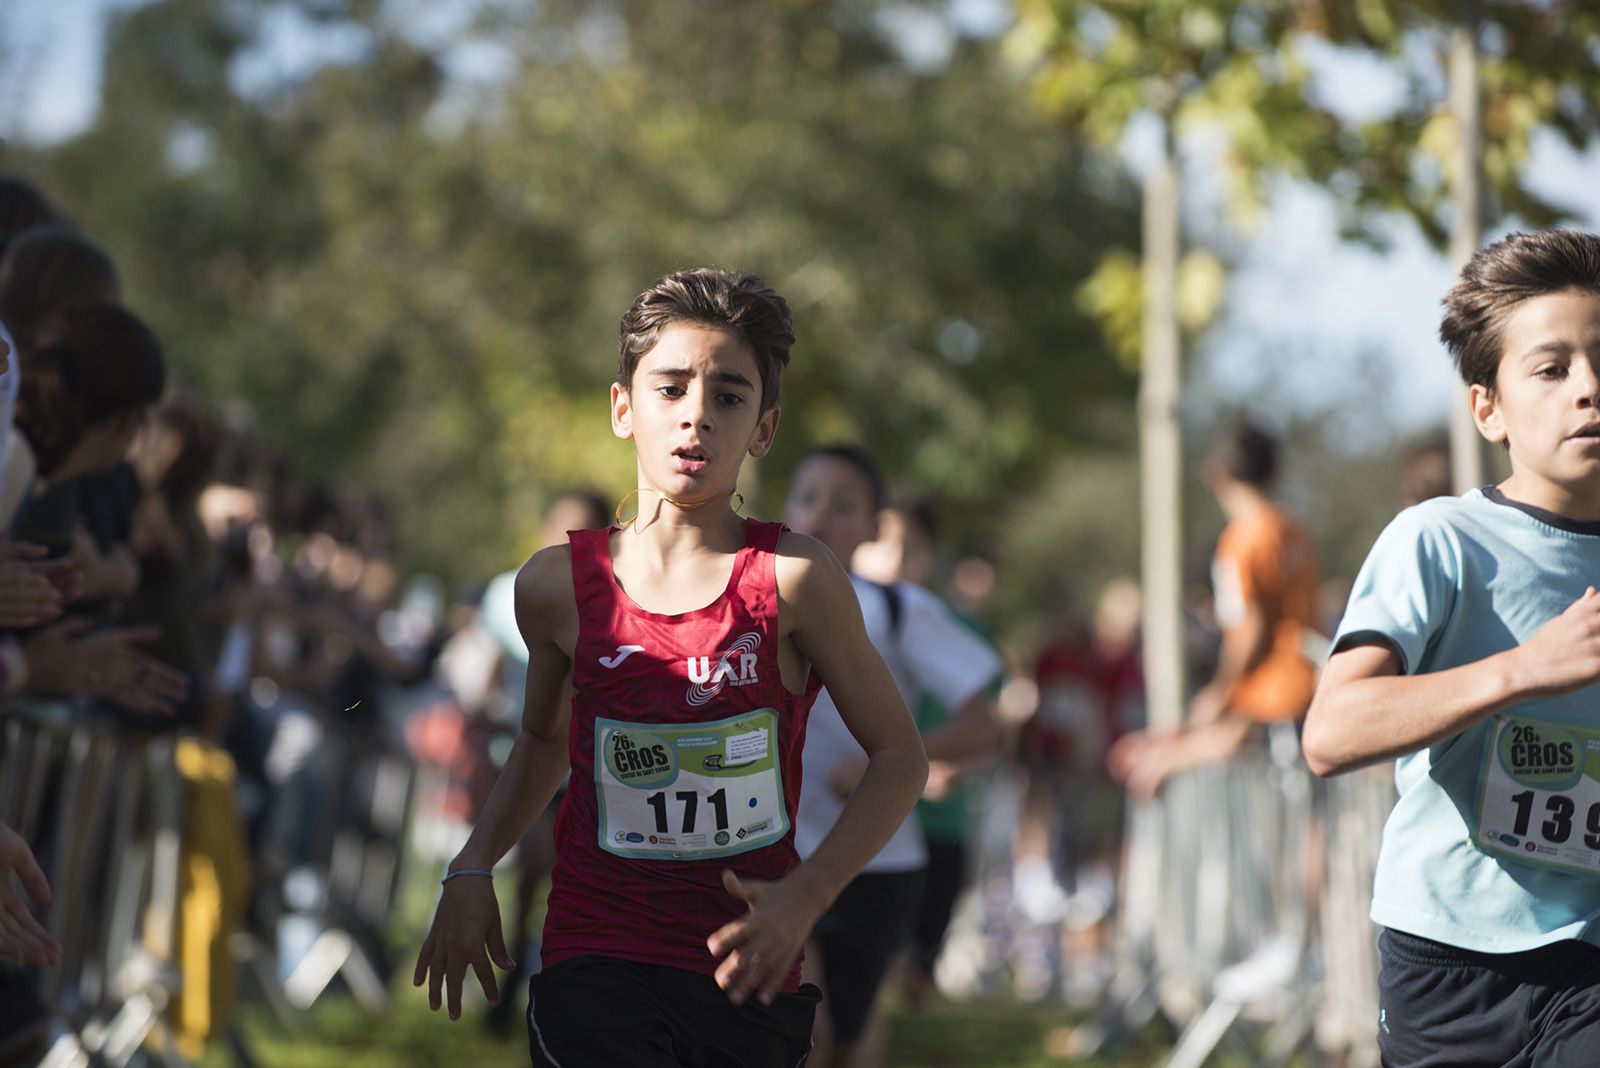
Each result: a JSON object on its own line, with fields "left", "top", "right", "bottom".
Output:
{"left": 1015, "top": 582, "right": 1142, "bottom": 934}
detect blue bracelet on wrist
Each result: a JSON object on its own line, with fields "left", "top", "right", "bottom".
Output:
{"left": 441, "top": 868, "right": 494, "bottom": 885}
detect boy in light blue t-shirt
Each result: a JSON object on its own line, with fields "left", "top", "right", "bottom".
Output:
{"left": 1304, "top": 229, "right": 1600, "bottom": 1067}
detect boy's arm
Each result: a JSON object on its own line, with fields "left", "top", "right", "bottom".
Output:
{"left": 919, "top": 690, "right": 1000, "bottom": 763}
{"left": 706, "top": 537, "right": 927, "bottom": 1007}
{"left": 1109, "top": 715, "right": 1257, "bottom": 799}
{"left": 890, "top": 589, "right": 1002, "bottom": 763}
{"left": 828, "top": 686, "right": 999, "bottom": 799}
{"left": 1302, "top": 586, "right": 1600, "bottom": 776}
{"left": 1191, "top": 601, "right": 1272, "bottom": 723}
{"left": 413, "top": 547, "right": 575, "bottom": 1020}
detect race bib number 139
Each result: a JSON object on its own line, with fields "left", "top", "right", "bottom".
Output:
{"left": 595, "top": 709, "right": 788, "bottom": 861}
{"left": 1475, "top": 715, "right": 1600, "bottom": 877}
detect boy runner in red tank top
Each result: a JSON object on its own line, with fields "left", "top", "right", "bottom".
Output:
{"left": 413, "top": 269, "right": 930, "bottom": 1067}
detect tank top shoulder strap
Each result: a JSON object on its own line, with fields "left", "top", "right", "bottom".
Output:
{"left": 733, "top": 518, "right": 785, "bottom": 620}
{"left": 744, "top": 517, "right": 785, "bottom": 555}
{"left": 567, "top": 526, "right": 619, "bottom": 615}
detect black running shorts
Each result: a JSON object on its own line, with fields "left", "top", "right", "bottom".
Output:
{"left": 811, "top": 868, "right": 925, "bottom": 1045}
{"left": 527, "top": 955, "right": 820, "bottom": 1067}
{"left": 1378, "top": 927, "right": 1600, "bottom": 1067}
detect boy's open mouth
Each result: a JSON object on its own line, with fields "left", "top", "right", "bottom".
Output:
{"left": 672, "top": 446, "right": 710, "bottom": 473}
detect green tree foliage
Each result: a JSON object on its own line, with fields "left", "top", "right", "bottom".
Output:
{"left": 1002, "top": 0, "right": 1600, "bottom": 642}
{"left": 1005, "top": 0, "right": 1353, "bottom": 359}
{"left": 1010, "top": 1, "right": 1347, "bottom": 204}
{"left": 1300, "top": 0, "right": 1600, "bottom": 245}
{"left": 1013, "top": 0, "right": 1600, "bottom": 321}
{"left": 9, "top": 0, "right": 1140, "bottom": 585}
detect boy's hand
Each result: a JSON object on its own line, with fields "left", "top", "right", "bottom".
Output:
{"left": 707, "top": 869, "right": 824, "bottom": 1007}
{"left": 924, "top": 759, "right": 962, "bottom": 801}
{"left": 1515, "top": 587, "right": 1600, "bottom": 697}
{"left": 412, "top": 875, "right": 516, "bottom": 1021}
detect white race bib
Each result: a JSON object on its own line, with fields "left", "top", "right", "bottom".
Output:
{"left": 1475, "top": 714, "right": 1600, "bottom": 877}
{"left": 595, "top": 709, "right": 789, "bottom": 861}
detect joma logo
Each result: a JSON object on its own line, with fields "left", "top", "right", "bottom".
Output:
{"left": 686, "top": 632, "right": 761, "bottom": 707}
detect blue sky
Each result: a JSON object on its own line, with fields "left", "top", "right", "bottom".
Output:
{"left": 4, "top": 0, "right": 1599, "bottom": 442}
{"left": 1, "top": 0, "right": 108, "bottom": 141}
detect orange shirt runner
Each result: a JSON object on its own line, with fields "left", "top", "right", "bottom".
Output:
{"left": 1211, "top": 502, "right": 1320, "bottom": 723}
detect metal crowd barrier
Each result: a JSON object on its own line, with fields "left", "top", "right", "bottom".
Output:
{"left": 0, "top": 705, "right": 424, "bottom": 1068}
{"left": 1087, "top": 728, "right": 1394, "bottom": 1068}
{"left": 0, "top": 707, "right": 187, "bottom": 1068}
{"left": 263, "top": 728, "right": 418, "bottom": 1016}
{"left": 1314, "top": 767, "right": 1395, "bottom": 1068}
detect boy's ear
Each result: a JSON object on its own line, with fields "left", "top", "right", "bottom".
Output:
{"left": 748, "top": 405, "right": 780, "bottom": 459}
{"left": 611, "top": 382, "right": 634, "bottom": 441}
{"left": 1469, "top": 383, "right": 1506, "bottom": 444}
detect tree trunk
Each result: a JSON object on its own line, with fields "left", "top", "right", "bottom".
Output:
{"left": 1140, "top": 126, "right": 1185, "bottom": 730}
{"left": 1447, "top": 6, "right": 1484, "bottom": 493}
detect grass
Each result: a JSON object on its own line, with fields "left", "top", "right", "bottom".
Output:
{"left": 202, "top": 988, "right": 1172, "bottom": 1068}
{"left": 883, "top": 996, "right": 1167, "bottom": 1068}
{"left": 196, "top": 857, "right": 1189, "bottom": 1067}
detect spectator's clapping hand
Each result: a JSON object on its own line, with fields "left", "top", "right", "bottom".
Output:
{"left": 24, "top": 618, "right": 190, "bottom": 715}
{"left": 69, "top": 526, "right": 138, "bottom": 601}
{"left": 0, "top": 821, "right": 60, "bottom": 969}
{"left": 1107, "top": 727, "right": 1181, "bottom": 801}
{"left": 228, "top": 582, "right": 289, "bottom": 622}
{"left": 35, "top": 555, "right": 83, "bottom": 605}
{"left": 0, "top": 542, "right": 66, "bottom": 627}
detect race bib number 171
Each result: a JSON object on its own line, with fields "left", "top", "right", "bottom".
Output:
{"left": 1475, "top": 715, "right": 1600, "bottom": 877}
{"left": 595, "top": 709, "right": 789, "bottom": 861}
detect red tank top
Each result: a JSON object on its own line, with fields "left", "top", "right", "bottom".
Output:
{"left": 540, "top": 518, "right": 822, "bottom": 987}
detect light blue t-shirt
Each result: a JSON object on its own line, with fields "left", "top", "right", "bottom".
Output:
{"left": 1336, "top": 487, "right": 1600, "bottom": 952}
{"left": 480, "top": 568, "right": 527, "bottom": 668}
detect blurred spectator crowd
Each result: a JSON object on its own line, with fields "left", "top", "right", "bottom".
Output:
{"left": 0, "top": 172, "right": 442, "bottom": 1061}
